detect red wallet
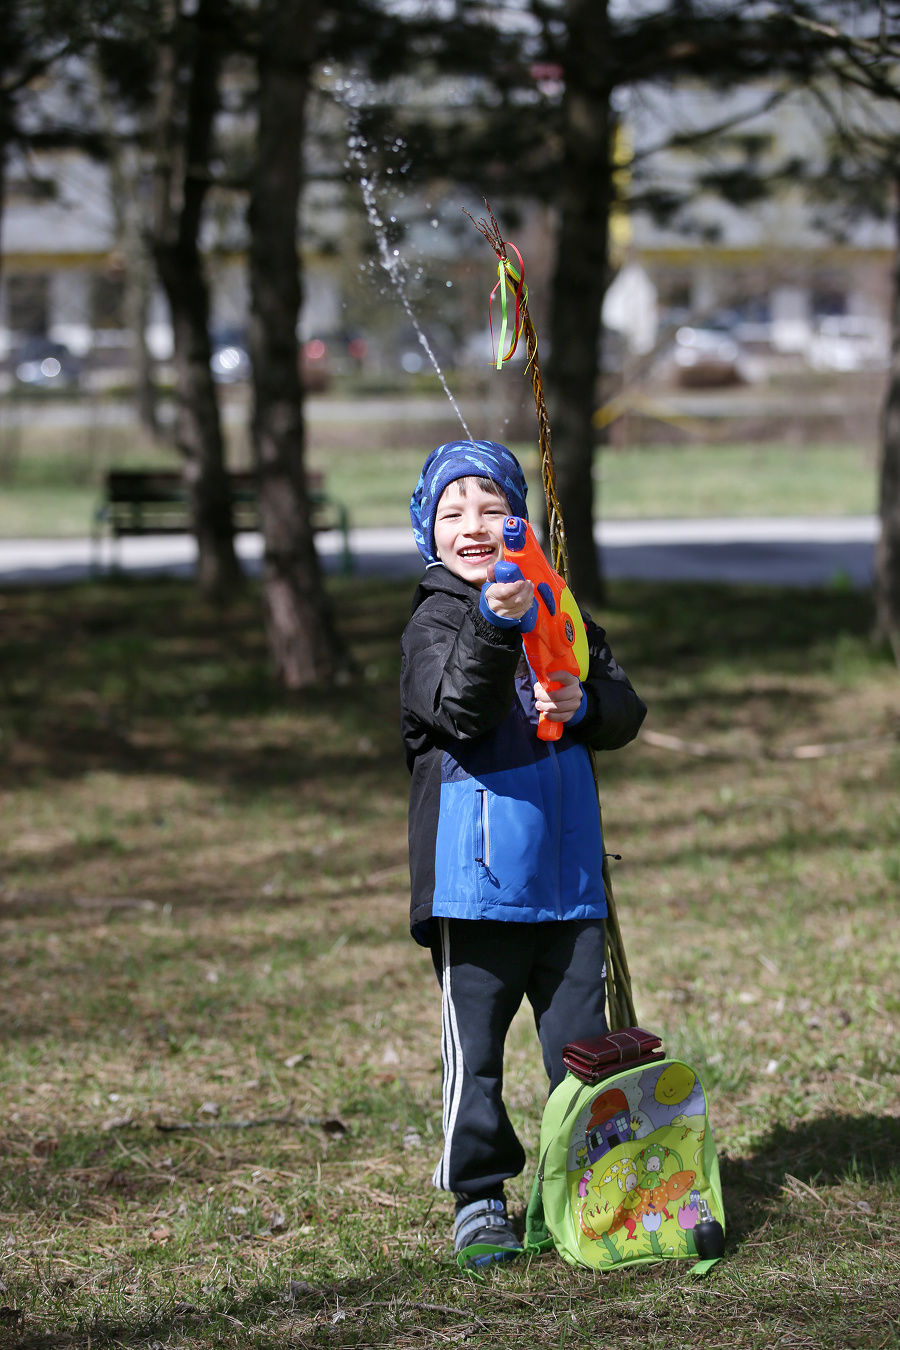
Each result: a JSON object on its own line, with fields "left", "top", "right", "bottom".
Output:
{"left": 562, "top": 1027, "right": 665, "bottom": 1084}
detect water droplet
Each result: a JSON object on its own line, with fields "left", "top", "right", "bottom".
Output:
{"left": 390, "top": 215, "right": 397, "bottom": 222}
{"left": 393, "top": 249, "right": 400, "bottom": 256}
{"left": 446, "top": 281, "right": 452, "bottom": 288}
{"left": 431, "top": 219, "right": 439, "bottom": 227}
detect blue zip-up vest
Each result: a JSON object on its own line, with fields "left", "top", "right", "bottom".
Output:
{"left": 432, "top": 667, "right": 606, "bottom": 924}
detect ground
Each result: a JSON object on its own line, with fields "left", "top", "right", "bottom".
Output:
{"left": 0, "top": 574, "right": 898, "bottom": 1348}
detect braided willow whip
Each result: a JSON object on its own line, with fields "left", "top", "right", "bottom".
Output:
{"left": 465, "top": 203, "right": 637, "bottom": 1031}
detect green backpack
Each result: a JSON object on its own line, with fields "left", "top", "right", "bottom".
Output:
{"left": 526, "top": 1030, "right": 725, "bottom": 1275}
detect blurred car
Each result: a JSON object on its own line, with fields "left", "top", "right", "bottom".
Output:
{"left": 808, "top": 315, "right": 889, "bottom": 372}
{"left": 673, "top": 325, "right": 741, "bottom": 388}
{"left": 300, "top": 337, "right": 331, "bottom": 392}
{"left": 210, "top": 336, "right": 251, "bottom": 384}
{"left": 14, "top": 337, "right": 82, "bottom": 390}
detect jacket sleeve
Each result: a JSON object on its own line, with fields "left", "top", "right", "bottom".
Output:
{"left": 568, "top": 614, "right": 647, "bottom": 752}
{"left": 401, "top": 593, "right": 521, "bottom": 747}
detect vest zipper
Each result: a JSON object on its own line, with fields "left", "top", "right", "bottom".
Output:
{"left": 482, "top": 790, "right": 490, "bottom": 867}
{"left": 475, "top": 787, "right": 489, "bottom": 867}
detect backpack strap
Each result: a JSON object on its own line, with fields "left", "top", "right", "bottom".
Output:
{"left": 524, "top": 1173, "right": 554, "bottom": 1253}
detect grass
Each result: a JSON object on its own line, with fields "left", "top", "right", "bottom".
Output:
{"left": 0, "top": 573, "right": 898, "bottom": 1348}
{"left": 591, "top": 441, "right": 877, "bottom": 520}
{"left": 314, "top": 442, "right": 879, "bottom": 527}
{"left": 0, "top": 419, "right": 879, "bottom": 536}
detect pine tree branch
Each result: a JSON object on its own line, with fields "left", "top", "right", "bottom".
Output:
{"left": 2, "top": 43, "right": 72, "bottom": 97}
{"left": 630, "top": 88, "right": 788, "bottom": 166}
{"left": 788, "top": 11, "right": 900, "bottom": 62}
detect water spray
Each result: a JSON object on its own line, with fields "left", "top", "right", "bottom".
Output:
{"left": 336, "top": 82, "right": 474, "bottom": 442}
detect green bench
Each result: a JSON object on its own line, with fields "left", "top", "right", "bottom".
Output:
{"left": 92, "top": 468, "right": 352, "bottom": 576}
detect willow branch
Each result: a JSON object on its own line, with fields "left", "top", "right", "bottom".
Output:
{"left": 463, "top": 201, "right": 569, "bottom": 580}
{"left": 466, "top": 201, "right": 637, "bottom": 1030}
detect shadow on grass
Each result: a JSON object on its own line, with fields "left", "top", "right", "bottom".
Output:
{"left": 0, "top": 575, "right": 892, "bottom": 797}
{"left": 615, "top": 581, "right": 884, "bottom": 674}
{"left": 0, "top": 576, "right": 412, "bottom": 795}
{"left": 0, "top": 1127, "right": 179, "bottom": 1213}
{"left": 4, "top": 1114, "right": 900, "bottom": 1349}
{"left": 723, "top": 1111, "right": 900, "bottom": 1246}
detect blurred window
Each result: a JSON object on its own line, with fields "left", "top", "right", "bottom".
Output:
{"left": 7, "top": 274, "right": 49, "bottom": 336}
{"left": 812, "top": 290, "right": 846, "bottom": 318}
{"left": 92, "top": 272, "right": 127, "bottom": 329}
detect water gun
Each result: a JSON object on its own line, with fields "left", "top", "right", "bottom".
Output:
{"left": 493, "top": 516, "right": 590, "bottom": 741}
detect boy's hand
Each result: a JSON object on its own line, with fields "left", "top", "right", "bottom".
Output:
{"left": 534, "top": 669, "right": 583, "bottom": 722}
{"left": 483, "top": 562, "right": 535, "bottom": 622}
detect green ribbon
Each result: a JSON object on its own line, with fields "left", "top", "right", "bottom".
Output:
{"left": 496, "top": 261, "right": 509, "bottom": 370}
{"left": 488, "top": 245, "right": 528, "bottom": 369}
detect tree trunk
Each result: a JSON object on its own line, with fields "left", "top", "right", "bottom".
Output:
{"left": 106, "top": 125, "right": 160, "bottom": 440}
{"left": 0, "top": 91, "right": 11, "bottom": 303}
{"left": 876, "top": 178, "right": 900, "bottom": 663}
{"left": 127, "top": 250, "right": 161, "bottom": 441}
{"left": 151, "top": 0, "right": 240, "bottom": 601}
{"left": 247, "top": 0, "right": 344, "bottom": 688}
{"left": 545, "top": 0, "right": 612, "bottom": 605}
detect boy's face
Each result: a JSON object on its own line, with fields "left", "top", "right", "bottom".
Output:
{"left": 433, "top": 480, "right": 508, "bottom": 585}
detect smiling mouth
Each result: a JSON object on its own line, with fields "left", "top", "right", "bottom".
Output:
{"left": 457, "top": 545, "right": 495, "bottom": 561}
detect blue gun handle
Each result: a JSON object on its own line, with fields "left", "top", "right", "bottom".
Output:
{"left": 492, "top": 559, "right": 538, "bottom": 633}
{"left": 493, "top": 560, "right": 524, "bottom": 584}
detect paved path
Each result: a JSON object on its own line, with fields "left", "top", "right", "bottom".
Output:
{"left": 0, "top": 516, "right": 879, "bottom": 588}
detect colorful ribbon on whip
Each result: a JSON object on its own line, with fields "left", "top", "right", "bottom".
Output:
{"left": 488, "top": 243, "right": 527, "bottom": 370}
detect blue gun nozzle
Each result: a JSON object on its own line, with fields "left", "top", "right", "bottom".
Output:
{"left": 503, "top": 516, "right": 527, "bottom": 550}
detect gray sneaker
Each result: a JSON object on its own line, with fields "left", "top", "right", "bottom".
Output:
{"left": 453, "top": 1198, "right": 523, "bottom": 1267}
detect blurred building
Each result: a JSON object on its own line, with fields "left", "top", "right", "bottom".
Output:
{"left": 0, "top": 79, "right": 896, "bottom": 394}
{"left": 615, "top": 83, "right": 895, "bottom": 380}
{"left": 0, "top": 150, "right": 346, "bottom": 390}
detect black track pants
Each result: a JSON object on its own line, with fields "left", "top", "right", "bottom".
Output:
{"left": 429, "top": 916, "right": 607, "bottom": 1198}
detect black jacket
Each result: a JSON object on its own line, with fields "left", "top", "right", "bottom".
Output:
{"left": 400, "top": 565, "right": 647, "bottom": 943}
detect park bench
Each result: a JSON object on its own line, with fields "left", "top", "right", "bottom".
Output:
{"left": 92, "top": 468, "right": 352, "bottom": 576}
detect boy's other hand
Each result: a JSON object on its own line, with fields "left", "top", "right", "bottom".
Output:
{"left": 534, "top": 670, "right": 584, "bottom": 722}
{"left": 483, "top": 562, "right": 535, "bottom": 621}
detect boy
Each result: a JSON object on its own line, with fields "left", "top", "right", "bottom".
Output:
{"left": 401, "top": 440, "right": 646, "bottom": 1261}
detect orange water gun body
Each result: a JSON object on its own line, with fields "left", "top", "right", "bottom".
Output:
{"left": 494, "top": 516, "right": 590, "bottom": 741}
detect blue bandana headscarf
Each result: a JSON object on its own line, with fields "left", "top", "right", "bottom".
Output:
{"left": 410, "top": 439, "right": 528, "bottom": 565}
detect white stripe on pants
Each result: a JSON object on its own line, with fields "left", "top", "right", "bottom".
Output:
{"left": 432, "top": 917, "right": 465, "bottom": 1190}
